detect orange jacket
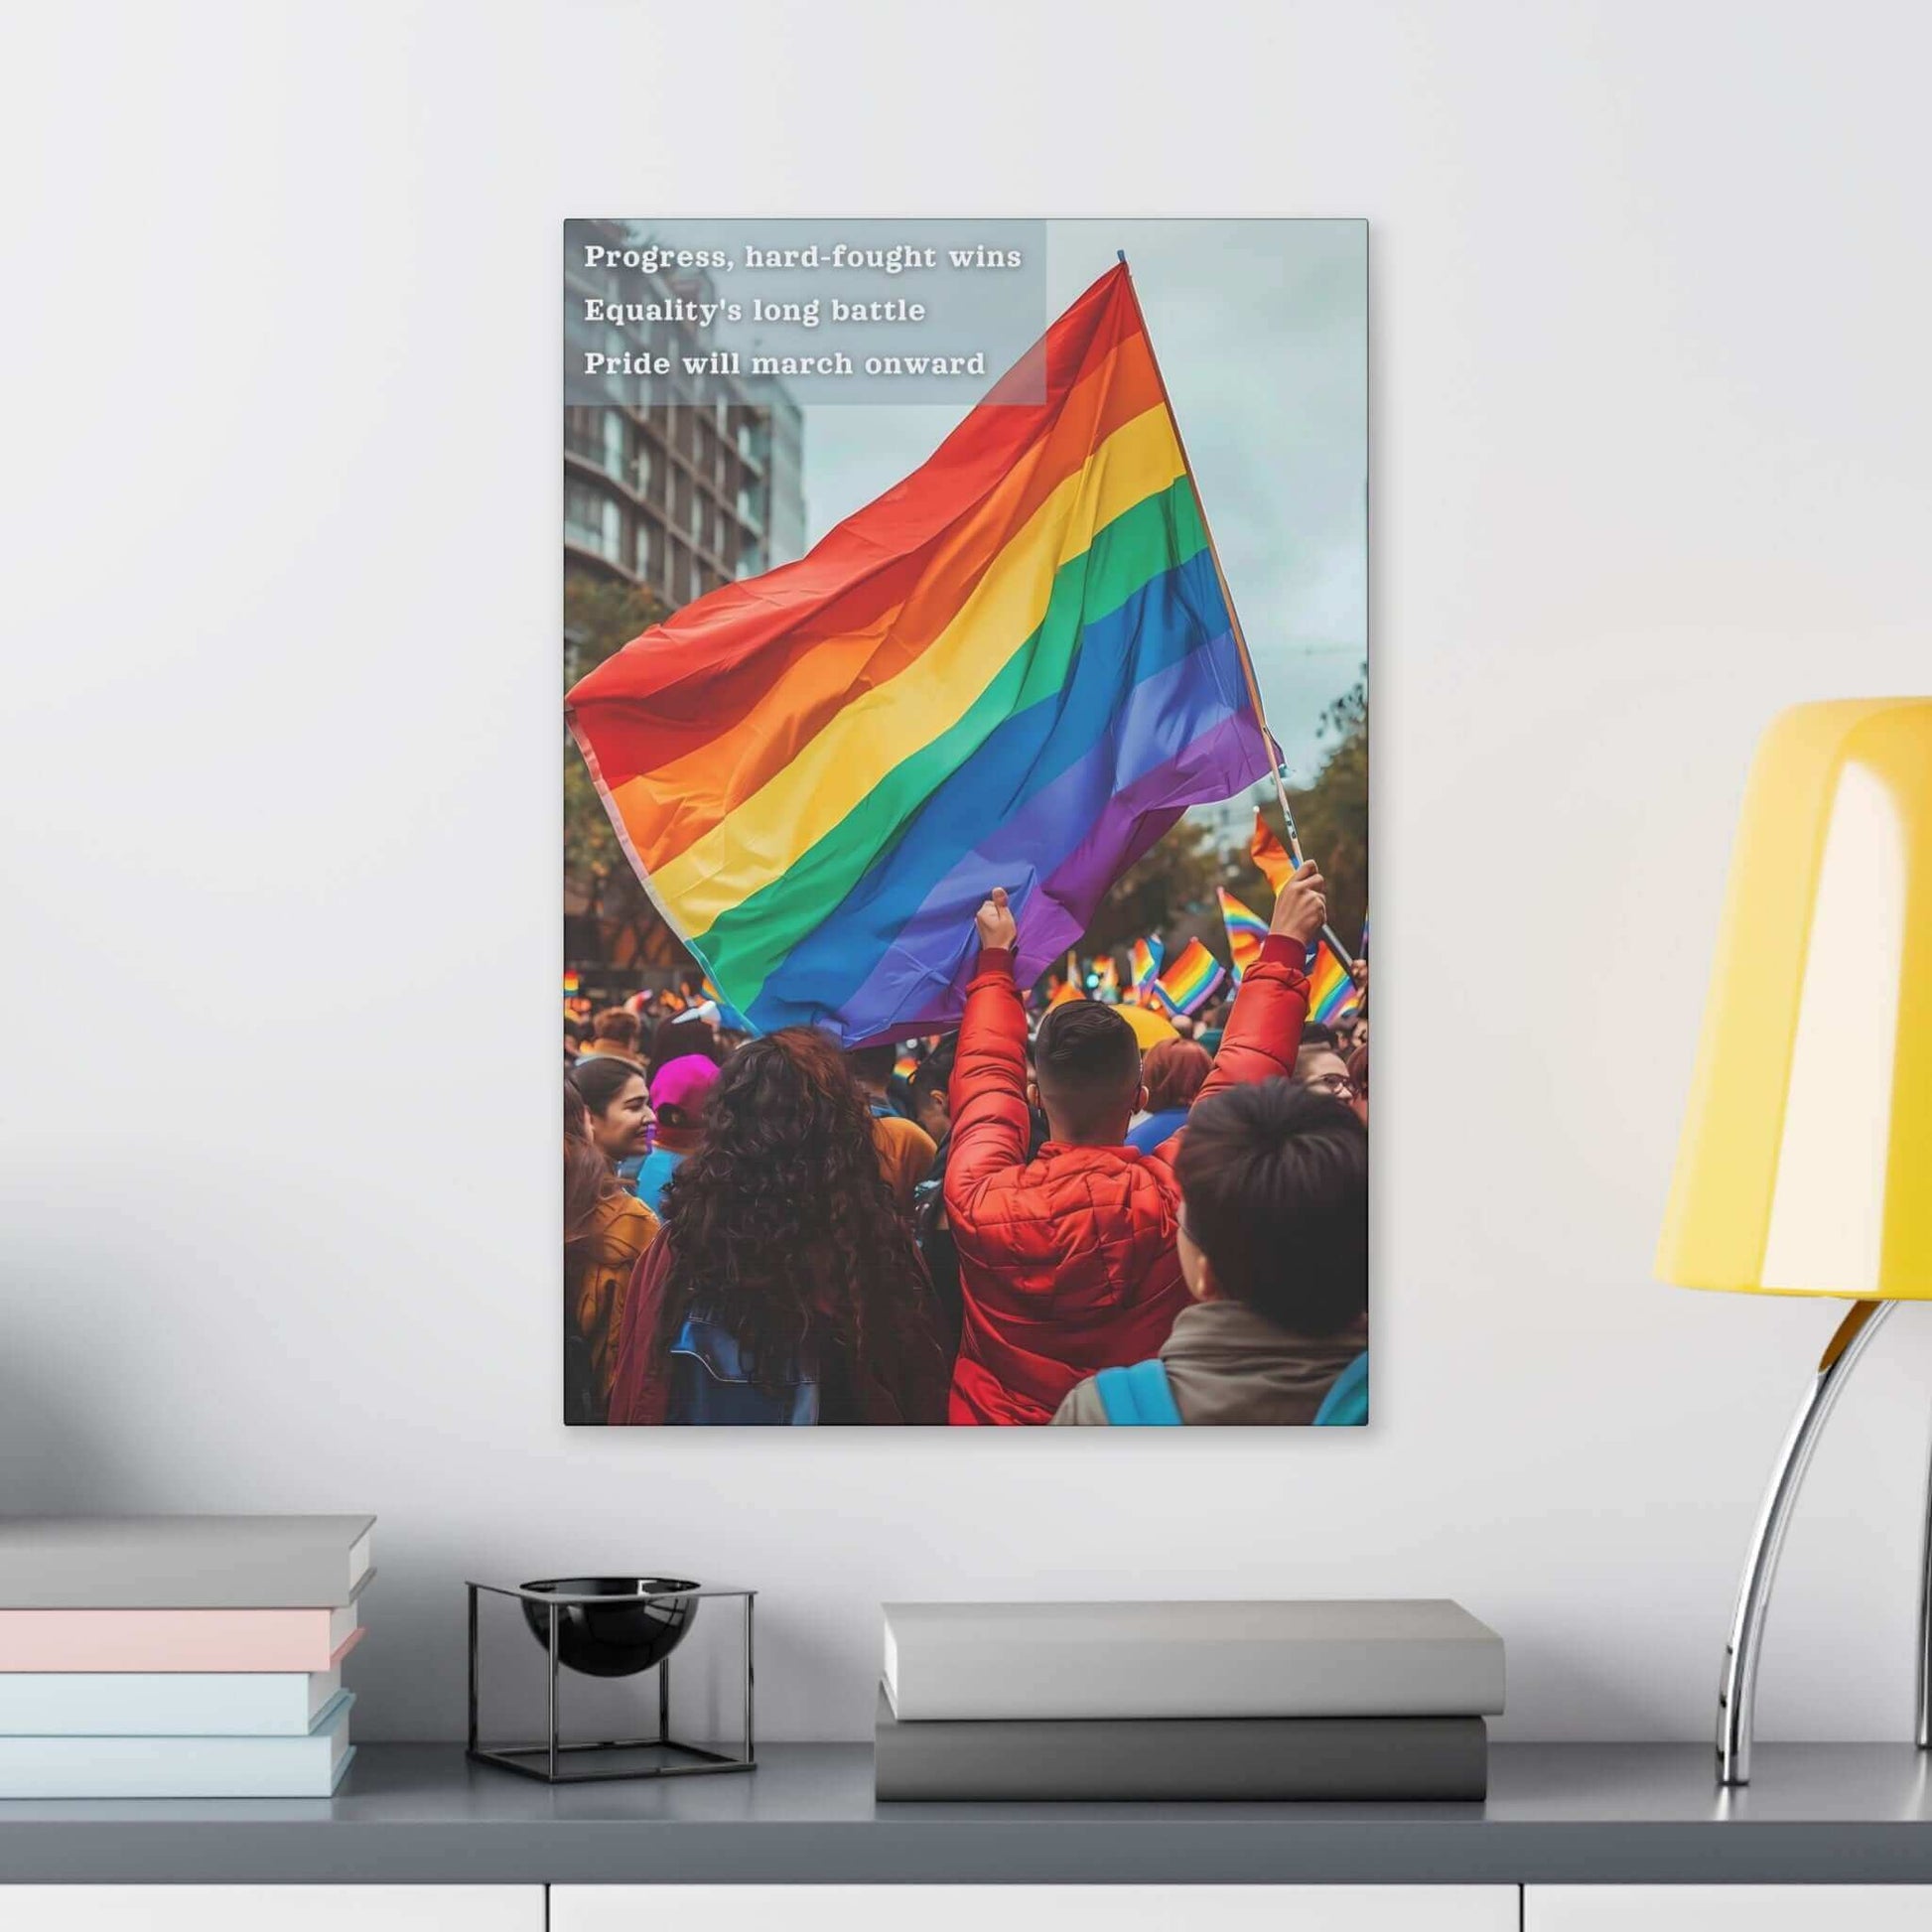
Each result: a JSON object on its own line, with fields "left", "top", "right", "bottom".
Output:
{"left": 942, "top": 936, "right": 1311, "bottom": 1426}
{"left": 573, "top": 1192, "right": 660, "bottom": 1412}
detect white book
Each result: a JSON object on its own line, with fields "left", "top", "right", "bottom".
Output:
{"left": 0, "top": 1516, "right": 374, "bottom": 1609}
{"left": 0, "top": 1666, "right": 343, "bottom": 1735}
{"left": 0, "top": 1692, "right": 353, "bottom": 1797}
{"left": 881, "top": 1599, "right": 1506, "bottom": 1722}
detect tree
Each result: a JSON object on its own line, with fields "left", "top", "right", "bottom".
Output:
{"left": 1079, "top": 816, "right": 1225, "bottom": 957}
{"left": 1271, "top": 672, "right": 1368, "bottom": 953}
{"left": 563, "top": 577, "right": 687, "bottom": 974}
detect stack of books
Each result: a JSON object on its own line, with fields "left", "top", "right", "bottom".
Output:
{"left": 876, "top": 1599, "right": 1504, "bottom": 1801}
{"left": 0, "top": 1515, "right": 373, "bottom": 1798}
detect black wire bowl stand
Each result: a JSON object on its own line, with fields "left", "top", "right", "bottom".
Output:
{"left": 466, "top": 1581, "right": 756, "bottom": 1783}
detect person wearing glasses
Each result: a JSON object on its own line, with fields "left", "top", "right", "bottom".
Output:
{"left": 1294, "top": 1025, "right": 1358, "bottom": 1107}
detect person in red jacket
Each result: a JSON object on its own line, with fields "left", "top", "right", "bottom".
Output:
{"left": 943, "top": 863, "right": 1327, "bottom": 1425}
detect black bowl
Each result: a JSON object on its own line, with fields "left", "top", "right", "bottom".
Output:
{"left": 519, "top": 1577, "right": 700, "bottom": 1679}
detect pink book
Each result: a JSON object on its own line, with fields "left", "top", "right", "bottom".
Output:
{"left": 0, "top": 1599, "right": 362, "bottom": 1672}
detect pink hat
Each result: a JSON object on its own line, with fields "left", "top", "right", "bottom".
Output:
{"left": 650, "top": 1052, "right": 720, "bottom": 1113}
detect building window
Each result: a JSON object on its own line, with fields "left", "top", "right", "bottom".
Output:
{"left": 564, "top": 407, "right": 601, "bottom": 464}
{"left": 635, "top": 521, "right": 651, "bottom": 578}
{"left": 565, "top": 480, "right": 621, "bottom": 564}
{"left": 602, "top": 412, "right": 625, "bottom": 482}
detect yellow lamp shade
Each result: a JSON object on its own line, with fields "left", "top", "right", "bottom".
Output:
{"left": 1658, "top": 698, "right": 1932, "bottom": 1299}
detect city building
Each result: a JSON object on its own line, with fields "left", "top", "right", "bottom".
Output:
{"left": 564, "top": 226, "right": 806, "bottom": 610}
{"left": 563, "top": 227, "right": 808, "bottom": 995}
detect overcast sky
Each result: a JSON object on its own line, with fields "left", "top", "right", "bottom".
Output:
{"left": 797, "top": 219, "right": 1366, "bottom": 783}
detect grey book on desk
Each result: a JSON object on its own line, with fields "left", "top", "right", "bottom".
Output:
{"left": 875, "top": 1690, "right": 1488, "bottom": 1801}
{"left": 882, "top": 1599, "right": 1505, "bottom": 1722}
{"left": 0, "top": 1516, "right": 375, "bottom": 1608}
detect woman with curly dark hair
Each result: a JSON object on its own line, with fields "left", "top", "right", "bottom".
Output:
{"left": 606, "top": 1028, "right": 950, "bottom": 1426}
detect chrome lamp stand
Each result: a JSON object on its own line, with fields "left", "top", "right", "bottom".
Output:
{"left": 1717, "top": 1300, "right": 1926, "bottom": 1784}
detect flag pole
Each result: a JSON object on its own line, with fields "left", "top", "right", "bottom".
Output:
{"left": 1115, "top": 251, "right": 1307, "bottom": 868}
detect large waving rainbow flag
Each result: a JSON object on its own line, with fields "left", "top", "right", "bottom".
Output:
{"left": 1217, "top": 887, "right": 1270, "bottom": 983}
{"left": 566, "top": 264, "right": 1274, "bottom": 1045}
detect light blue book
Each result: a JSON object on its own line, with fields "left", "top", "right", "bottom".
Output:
{"left": 0, "top": 1666, "right": 344, "bottom": 1736}
{"left": 0, "top": 1690, "right": 352, "bottom": 1797}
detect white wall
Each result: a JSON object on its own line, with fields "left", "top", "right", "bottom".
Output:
{"left": 4, "top": 0, "right": 1930, "bottom": 1745}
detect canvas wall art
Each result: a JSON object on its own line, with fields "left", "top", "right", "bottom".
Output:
{"left": 563, "top": 219, "right": 1367, "bottom": 1428}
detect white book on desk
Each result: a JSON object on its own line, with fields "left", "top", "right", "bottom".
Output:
{"left": 0, "top": 1516, "right": 373, "bottom": 1609}
{"left": 881, "top": 1599, "right": 1506, "bottom": 1721}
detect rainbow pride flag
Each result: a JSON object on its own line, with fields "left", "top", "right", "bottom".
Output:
{"left": 1217, "top": 887, "right": 1269, "bottom": 983}
{"left": 1307, "top": 937, "right": 1359, "bottom": 1027}
{"left": 893, "top": 1048, "right": 921, "bottom": 1083}
{"left": 1250, "top": 808, "right": 1295, "bottom": 894}
{"left": 1153, "top": 937, "right": 1226, "bottom": 1017}
{"left": 1047, "top": 977, "right": 1086, "bottom": 1008}
{"left": 1093, "top": 955, "right": 1120, "bottom": 999}
{"left": 566, "top": 264, "right": 1273, "bottom": 1046}
{"left": 1129, "top": 936, "right": 1164, "bottom": 1006}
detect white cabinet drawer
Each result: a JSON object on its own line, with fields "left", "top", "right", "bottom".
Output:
{"left": 1, "top": 1887, "right": 544, "bottom": 1931}
{"left": 553, "top": 1884, "right": 1518, "bottom": 1932}
{"left": 1528, "top": 1886, "right": 1932, "bottom": 1931}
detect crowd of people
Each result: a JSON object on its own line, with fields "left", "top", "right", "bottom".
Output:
{"left": 562, "top": 863, "right": 1369, "bottom": 1428}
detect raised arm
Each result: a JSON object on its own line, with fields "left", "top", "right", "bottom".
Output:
{"left": 1157, "top": 864, "right": 1326, "bottom": 1160}
{"left": 943, "top": 888, "right": 1034, "bottom": 1216}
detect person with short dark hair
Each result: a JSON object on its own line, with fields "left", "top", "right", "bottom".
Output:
{"left": 645, "top": 1011, "right": 728, "bottom": 1085}
{"left": 579, "top": 1006, "right": 643, "bottom": 1064}
{"left": 1125, "top": 1038, "right": 1213, "bottom": 1153}
{"left": 1296, "top": 1029, "right": 1356, "bottom": 1107}
{"left": 846, "top": 1042, "right": 938, "bottom": 1211}
{"left": 1053, "top": 1082, "right": 1368, "bottom": 1426}
{"left": 944, "top": 867, "right": 1326, "bottom": 1426}
{"left": 907, "top": 1050, "right": 951, "bottom": 1148}
{"left": 906, "top": 1038, "right": 964, "bottom": 1349}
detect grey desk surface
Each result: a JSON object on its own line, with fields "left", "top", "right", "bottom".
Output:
{"left": 4, "top": 1743, "right": 1932, "bottom": 1885}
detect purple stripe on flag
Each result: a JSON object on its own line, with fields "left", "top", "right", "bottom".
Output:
{"left": 844, "top": 702, "right": 1269, "bottom": 1041}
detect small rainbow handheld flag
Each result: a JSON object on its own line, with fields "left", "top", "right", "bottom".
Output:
{"left": 1047, "top": 977, "right": 1086, "bottom": 1008}
{"left": 566, "top": 263, "right": 1274, "bottom": 1046}
{"left": 1307, "top": 937, "right": 1359, "bottom": 1027}
{"left": 1217, "top": 888, "right": 1270, "bottom": 983}
{"left": 1154, "top": 937, "right": 1226, "bottom": 1018}
{"left": 1129, "top": 936, "right": 1164, "bottom": 1006}
{"left": 1250, "top": 808, "right": 1295, "bottom": 894}
{"left": 893, "top": 1048, "right": 922, "bottom": 1083}
{"left": 1093, "top": 955, "right": 1120, "bottom": 999}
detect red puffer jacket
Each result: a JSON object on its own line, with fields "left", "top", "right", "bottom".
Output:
{"left": 943, "top": 935, "right": 1311, "bottom": 1425}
